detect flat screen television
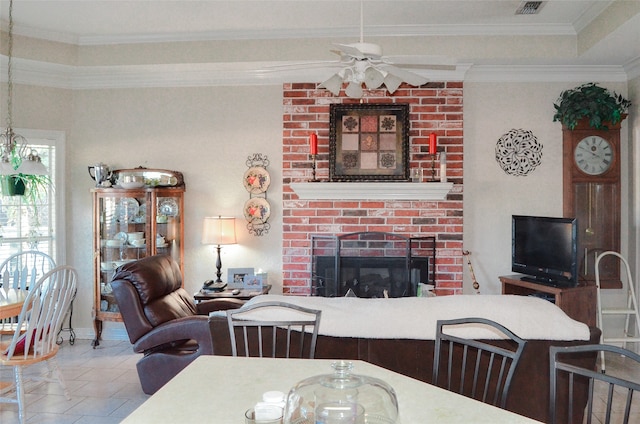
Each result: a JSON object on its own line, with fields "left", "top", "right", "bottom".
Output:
{"left": 512, "top": 215, "right": 578, "bottom": 287}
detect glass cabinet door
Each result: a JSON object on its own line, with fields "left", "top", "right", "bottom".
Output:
{"left": 154, "top": 191, "right": 184, "bottom": 269}
{"left": 97, "top": 190, "right": 148, "bottom": 315}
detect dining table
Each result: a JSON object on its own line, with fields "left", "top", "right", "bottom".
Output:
{"left": 121, "top": 355, "right": 543, "bottom": 423}
{"left": 0, "top": 287, "right": 27, "bottom": 320}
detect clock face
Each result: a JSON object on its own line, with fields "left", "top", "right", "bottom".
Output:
{"left": 573, "top": 135, "right": 613, "bottom": 175}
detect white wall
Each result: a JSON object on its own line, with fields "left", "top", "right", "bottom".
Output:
{"left": 66, "top": 85, "right": 284, "bottom": 339}
{"left": 463, "top": 81, "right": 630, "bottom": 294}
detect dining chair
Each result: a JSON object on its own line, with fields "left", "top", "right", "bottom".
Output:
{"left": 0, "top": 251, "right": 56, "bottom": 291}
{"left": 0, "top": 251, "right": 56, "bottom": 335}
{"left": 549, "top": 344, "right": 640, "bottom": 424}
{"left": 0, "top": 265, "right": 77, "bottom": 424}
{"left": 226, "top": 301, "right": 322, "bottom": 359}
{"left": 432, "top": 317, "right": 526, "bottom": 409}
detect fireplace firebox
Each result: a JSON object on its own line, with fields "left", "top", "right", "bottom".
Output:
{"left": 311, "top": 232, "right": 436, "bottom": 298}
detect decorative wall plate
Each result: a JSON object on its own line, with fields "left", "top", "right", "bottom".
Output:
{"left": 495, "top": 129, "right": 543, "bottom": 176}
{"left": 243, "top": 166, "right": 271, "bottom": 194}
{"left": 243, "top": 197, "right": 270, "bottom": 223}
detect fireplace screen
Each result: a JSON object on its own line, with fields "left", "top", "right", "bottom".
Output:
{"left": 311, "top": 232, "right": 436, "bottom": 298}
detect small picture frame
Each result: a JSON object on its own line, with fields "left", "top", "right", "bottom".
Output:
{"left": 243, "top": 275, "right": 264, "bottom": 291}
{"left": 227, "top": 267, "right": 255, "bottom": 288}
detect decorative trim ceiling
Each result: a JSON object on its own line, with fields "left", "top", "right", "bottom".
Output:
{"left": 0, "top": 56, "right": 634, "bottom": 89}
{"left": 7, "top": 22, "right": 579, "bottom": 47}
{"left": 466, "top": 65, "right": 629, "bottom": 83}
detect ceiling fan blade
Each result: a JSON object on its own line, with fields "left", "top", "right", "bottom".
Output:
{"left": 378, "top": 64, "right": 428, "bottom": 87}
{"left": 383, "top": 55, "right": 457, "bottom": 68}
{"left": 259, "top": 60, "right": 346, "bottom": 71}
{"left": 334, "top": 42, "right": 383, "bottom": 60}
{"left": 334, "top": 43, "right": 367, "bottom": 60}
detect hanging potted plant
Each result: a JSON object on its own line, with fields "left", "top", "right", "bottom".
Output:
{"left": 0, "top": 174, "right": 26, "bottom": 196}
{"left": 0, "top": 132, "right": 51, "bottom": 199}
{"left": 553, "top": 83, "right": 631, "bottom": 130}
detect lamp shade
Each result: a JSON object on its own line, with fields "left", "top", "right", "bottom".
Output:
{"left": 319, "top": 73, "right": 344, "bottom": 96}
{"left": 383, "top": 74, "right": 403, "bottom": 94}
{"left": 0, "top": 160, "right": 15, "bottom": 176}
{"left": 202, "top": 216, "right": 237, "bottom": 246}
{"left": 364, "top": 66, "right": 384, "bottom": 89}
{"left": 345, "top": 81, "right": 363, "bottom": 98}
{"left": 16, "top": 158, "right": 48, "bottom": 175}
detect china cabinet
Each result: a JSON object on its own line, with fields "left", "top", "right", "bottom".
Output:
{"left": 91, "top": 185, "right": 185, "bottom": 346}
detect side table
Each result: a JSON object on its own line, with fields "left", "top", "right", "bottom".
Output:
{"left": 194, "top": 284, "right": 272, "bottom": 302}
{"left": 500, "top": 275, "right": 596, "bottom": 326}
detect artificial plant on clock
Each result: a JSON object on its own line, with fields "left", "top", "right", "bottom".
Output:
{"left": 554, "top": 83, "right": 631, "bottom": 288}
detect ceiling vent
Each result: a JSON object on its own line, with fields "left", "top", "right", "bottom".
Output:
{"left": 516, "top": 1, "right": 545, "bottom": 15}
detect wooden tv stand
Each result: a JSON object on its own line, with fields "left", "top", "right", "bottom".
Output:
{"left": 500, "top": 275, "right": 596, "bottom": 327}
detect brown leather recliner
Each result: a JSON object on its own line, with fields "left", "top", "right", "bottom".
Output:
{"left": 110, "top": 254, "right": 243, "bottom": 394}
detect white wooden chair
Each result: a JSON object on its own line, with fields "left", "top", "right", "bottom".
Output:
{"left": 0, "top": 265, "right": 77, "bottom": 424}
{"left": 0, "top": 251, "right": 56, "bottom": 335}
{"left": 0, "top": 251, "right": 56, "bottom": 291}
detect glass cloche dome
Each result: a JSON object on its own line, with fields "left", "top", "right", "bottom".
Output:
{"left": 283, "top": 361, "right": 399, "bottom": 424}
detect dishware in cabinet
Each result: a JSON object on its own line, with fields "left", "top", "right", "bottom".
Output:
{"left": 91, "top": 186, "right": 185, "bottom": 347}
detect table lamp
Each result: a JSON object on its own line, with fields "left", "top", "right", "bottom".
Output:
{"left": 202, "top": 216, "right": 237, "bottom": 291}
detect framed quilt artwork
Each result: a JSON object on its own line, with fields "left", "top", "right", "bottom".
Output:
{"left": 329, "top": 103, "right": 410, "bottom": 181}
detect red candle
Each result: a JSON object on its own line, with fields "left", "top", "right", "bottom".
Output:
{"left": 310, "top": 133, "right": 318, "bottom": 155}
{"left": 429, "top": 133, "right": 437, "bottom": 155}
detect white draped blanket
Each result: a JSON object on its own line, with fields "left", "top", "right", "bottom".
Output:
{"left": 211, "top": 294, "right": 591, "bottom": 341}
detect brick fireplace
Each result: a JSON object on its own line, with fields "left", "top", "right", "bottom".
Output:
{"left": 282, "top": 82, "right": 464, "bottom": 296}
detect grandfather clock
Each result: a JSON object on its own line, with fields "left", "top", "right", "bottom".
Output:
{"left": 562, "top": 119, "right": 624, "bottom": 288}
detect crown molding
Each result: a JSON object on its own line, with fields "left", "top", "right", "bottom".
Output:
{"left": 1, "top": 56, "right": 633, "bottom": 90}
{"left": 465, "top": 64, "right": 629, "bottom": 83}
{"left": 625, "top": 56, "right": 640, "bottom": 80}
{"left": 572, "top": 0, "right": 615, "bottom": 33}
{"left": 5, "top": 21, "right": 577, "bottom": 46}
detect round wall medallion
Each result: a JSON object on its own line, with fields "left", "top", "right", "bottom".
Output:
{"left": 495, "top": 129, "right": 543, "bottom": 176}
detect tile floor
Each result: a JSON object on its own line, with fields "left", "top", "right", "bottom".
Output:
{"left": 0, "top": 339, "right": 639, "bottom": 423}
{"left": 0, "top": 339, "right": 148, "bottom": 424}
{"left": 589, "top": 351, "right": 640, "bottom": 424}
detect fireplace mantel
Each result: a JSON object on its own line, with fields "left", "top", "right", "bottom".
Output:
{"left": 290, "top": 182, "right": 453, "bottom": 200}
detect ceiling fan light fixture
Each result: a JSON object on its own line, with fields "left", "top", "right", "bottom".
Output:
{"left": 364, "top": 66, "right": 385, "bottom": 89}
{"left": 319, "top": 74, "right": 344, "bottom": 96}
{"left": 345, "top": 81, "right": 364, "bottom": 98}
{"left": 383, "top": 74, "right": 403, "bottom": 94}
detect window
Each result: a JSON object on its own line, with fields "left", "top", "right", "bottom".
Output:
{"left": 0, "top": 130, "right": 65, "bottom": 264}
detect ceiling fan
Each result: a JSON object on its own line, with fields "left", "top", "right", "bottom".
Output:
{"left": 319, "top": 1, "right": 456, "bottom": 98}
